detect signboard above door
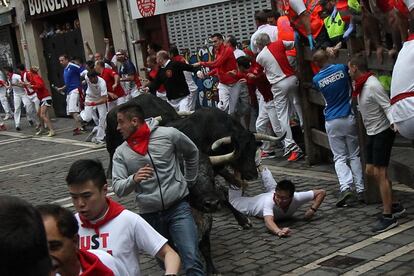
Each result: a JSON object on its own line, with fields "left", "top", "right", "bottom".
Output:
{"left": 129, "top": 0, "right": 232, "bottom": 19}
{"left": 26, "top": 0, "right": 98, "bottom": 18}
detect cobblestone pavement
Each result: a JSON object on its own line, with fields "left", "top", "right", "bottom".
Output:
{"left": 1, "top": 117, "right": 414, "bottom": 275}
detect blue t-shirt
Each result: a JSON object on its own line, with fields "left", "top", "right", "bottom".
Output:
{"left": 312, "top": 64, "right": 352, "bottom": 121}
{"left": 119, "top": 60, "right": 136, "bottom": 76}
{"left": 63, "top": 62, "right": 81, "bottom": 94}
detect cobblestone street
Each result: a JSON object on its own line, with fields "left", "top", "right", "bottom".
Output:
{"left": 1, "top": 117, "right": 414, "bottom": 275}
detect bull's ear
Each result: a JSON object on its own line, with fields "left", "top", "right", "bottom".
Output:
{"left": 256, "top": 141, "right": 263, "bottom": 147}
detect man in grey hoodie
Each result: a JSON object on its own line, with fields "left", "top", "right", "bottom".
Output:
{"left": 111, "top": 103, "right": 205, "bottom": 275}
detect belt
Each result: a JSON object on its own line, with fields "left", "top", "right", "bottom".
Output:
{"left": 390, "top": 92, "right": 414, "bottom": 105}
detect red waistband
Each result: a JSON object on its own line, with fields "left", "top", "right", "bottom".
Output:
{"left": 391, "top": 92, "right": 414, "bottom": 105}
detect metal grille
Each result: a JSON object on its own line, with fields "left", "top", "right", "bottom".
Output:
{"left": 166, "top": 0, "right": 271, "bottom": 52}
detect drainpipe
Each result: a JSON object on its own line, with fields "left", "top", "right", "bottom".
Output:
{"left": 119, "top": 0, "right": 136, "bottom": 62}
{"left": 14, "top": 1, "right": 31, "bottom": 67}
{"left": 116, "top": 0, "right": 128, "bottom": 51}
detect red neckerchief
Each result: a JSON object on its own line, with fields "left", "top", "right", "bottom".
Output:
{"left": 78, "top": 249, "right": 114, "bottom": 276}
{"left": 126, "top": 123, "right": 151, "bottom": 155}
{"left": 0, "top": 80, "right": 4, "bottom": 87}
{"left": 6, "top": 72, "right": 13, "bottom": 80}
{"left": 79, "top": 198, "right": 125, "bottom": 235}
{"left": 407, "top": 34, "right": 414, "bottom": 42}
{"left": 352, "top": 72, "right": 374, "bottom": 98}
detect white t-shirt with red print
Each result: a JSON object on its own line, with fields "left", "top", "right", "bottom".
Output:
{"left": 76, "top": 210, "right": 167, "bottom": 276}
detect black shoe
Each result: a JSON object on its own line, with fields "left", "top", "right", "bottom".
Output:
{"left": 372, "top": 216, "right": 398, "bottom": 233}
{"left": 357, "top": 192, "right": 366, "bottom": 204}
{"left": 28, "top": 120, "right": 34, "bottom": 127}
{"left": 336, "top": 189, "right": 353, "bottom": 207}
{"left": 16, "top": 127, "right": 21, "bottom": 131}
{"left": 392, "top": 203, "right": 406, "bottom": 218}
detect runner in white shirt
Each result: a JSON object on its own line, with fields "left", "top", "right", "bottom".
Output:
{"left": 255, "top": 33, "right": 304, "bottom": 161}
{"left": 0, "top": 70, "right": 12, "bottom": 120}
{"left": 17, "top": 64, "right": 40, "bottom": 128}
{"left": 66, "top": 159, "right": 181, "bottom": 276}
{"left": 79, "top": 71, "right": 108, "bottom": 144}
{"left": 38, "top": 204, "right": 128, "bottom": 276}
{"left": 229, "top": 166, "right": 326, "bottom": 237}
{"left": 250, "top": 10, "right": 278, "bottom": 54}
{"left": 390, "top": 30, "right": 414, "bottom": 139}
{"left": 4, "top": 66, "right": 34, "bottom": 131}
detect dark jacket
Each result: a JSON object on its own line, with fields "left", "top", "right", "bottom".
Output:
{"left": 148, "top": 60, "right": 198, "bottom": 100}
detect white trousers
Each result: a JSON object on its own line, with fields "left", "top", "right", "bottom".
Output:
{"left": 271, "top": 76, "right": 299, "bottom": 149}
{"left": 395, "top": 116, "right": 414, "bottom": 140}
{"left": 168, "top": 96, "right": 190, "bottom": 112}
{"left": 80, "top": 103, "right": 107, "bottom": 141}
{"left": 217, "top": 82, "right": 241, "bottom": 115}
{"left": 256, "top": 93, "right": 283, "bottom": 152}
{"left": 107, "top": 96, "right": 127, "bottom": 112}
{"left": 156, "top": 91, "right": 168, "bottom": 101}
{"left": 325, "top": 115, "right": 364, "bottom": 193}
{"left": 228, "top": 168, "right": 277, "bottom": 217}
{"left": 13, "top": 92, "right": 35, "bottom": 127}
{"left": 186, "top": 89, "right": 197, "bottom": 111}
{"left": 26, "top": 94, "right": 40, "bottom": 124}
{"left": 289, "top": 88, "right": 303, "bottom": 127}
{"left": 0, "top": 89, "right": 11, "bottom": 114}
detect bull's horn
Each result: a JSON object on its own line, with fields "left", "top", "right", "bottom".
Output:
{"left": 209, "top": 150, "right": 236, "bottom": 165}
{"left": 211, "top": 136, "right": 232, "bottom": 151}
{"left": 154, "top": 116, "right": 162, "bottom": 122}
{"left": 254, "top": 133, "right": 286, "bottom": 142}
{"left": 177, "top": 111, "right": 194, "bottom": 116}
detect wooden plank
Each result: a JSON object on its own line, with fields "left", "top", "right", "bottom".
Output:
{"left": 310, "top": 128, "right": 330, "bottom": 150}
{"left": 296, "top": 40, "right": 324, "bottom": 165}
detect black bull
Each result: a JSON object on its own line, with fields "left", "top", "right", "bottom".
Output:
{"left": 105, "top": 94, "right": 279, "bottom": 274}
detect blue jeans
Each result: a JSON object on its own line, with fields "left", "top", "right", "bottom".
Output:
{"left": 141, "top": 200, "right": 205, "bottom": 276}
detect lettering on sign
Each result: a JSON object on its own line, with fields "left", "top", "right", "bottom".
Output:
{"left": 27, "top": 0, "right": 98, "bottom": 17}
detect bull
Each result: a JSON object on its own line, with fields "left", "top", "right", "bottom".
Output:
{"left": 105, "top": 94, "right": 282, "bottom": 274}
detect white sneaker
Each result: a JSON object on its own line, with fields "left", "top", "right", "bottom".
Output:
{"left": 3, "top": 114, "right": 12, "bottom": 120}
{"left": 85, "top": 129, "right": 97, "bottom": 142}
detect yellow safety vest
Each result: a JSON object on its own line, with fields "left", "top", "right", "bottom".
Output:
{"left": 324, "top": 12, "right": 345, "bottom": 39}
{"left": 348, "top": 0, "right": 361, "bottom": 13}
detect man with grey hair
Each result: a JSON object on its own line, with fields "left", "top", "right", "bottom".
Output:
{"left": 144, "top": 50, "right": 200, "bottom": 112}
{"left": 255, "top": 33, "right": 304, "bottom": 162}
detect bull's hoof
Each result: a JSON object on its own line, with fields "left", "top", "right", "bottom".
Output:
{"left": 239, "top": 217, "right": 253, "bottom": 229}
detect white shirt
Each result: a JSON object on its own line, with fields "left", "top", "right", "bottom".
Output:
{"left": 250, "top": 24, "right": 278, "bottom": 54}
{"left": 262, "top": 191, "right": 314, "bottom": 219}
{"left": 256, "top": 41, "right": 295, "bottom": 84}
{"left": 10, "top": 73, "right": 26, "bottom": 95}
{"left": 289, "top": 0, "right": 307, "bottom": 15}
{"left": 357, "top": 76, "right": 393, "bottom": 136}
{"left": 234, "top": 48, "right": 246, "bottom": 59}
{"left": 87, "top": 249, "right": 128, "bottom": 276}
{"left": 85, "top": 76, "right": 108, "bottom": 101}
{"left": 390, "top": 39, "right": 414, "bottom": 122}
{"left": 404, "top": 0, "right": 414, "bottom": 11}
{"left": 76, "top": 209, "right": 167, "bottom": 276}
